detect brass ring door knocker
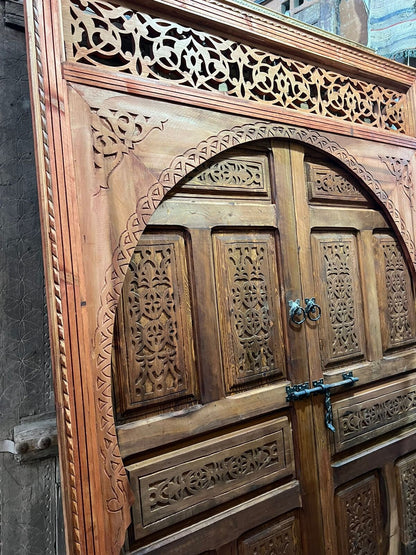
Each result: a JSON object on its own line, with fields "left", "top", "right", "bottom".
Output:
{"left": 304, "top": 297, "right": 321, "bottom": 322}
{"left": 288, "top": 299, "right": 306, "bottom": 325}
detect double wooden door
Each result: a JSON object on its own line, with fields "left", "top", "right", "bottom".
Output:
{"left": 113, "top": 140, "right": 416, "bottom": 553}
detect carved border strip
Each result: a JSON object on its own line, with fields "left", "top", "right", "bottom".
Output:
{"left": 27, "top": 0, "right": 82, "bottom": 552}
{"left": 94, "top": 122, "right": 416, "bottom": 529}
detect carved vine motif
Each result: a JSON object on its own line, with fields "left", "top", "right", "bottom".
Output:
{"left": 321, "top": 242, "right": 361, "bottom": 359}
{"left": 340, "top": 479, "right": 381, "bottom": 554}
{"left": 91, "top": 108, "right": 166, "bottom": 188}
{"left": 95, "top": 123, "right": 415, "bottom": 519}
{"left": 228, "top": 243, "right": 275, "bottom": 379}
{"left": 241, "top": 527, "right": 296, "bottom": 555}
{"left": 340, "top": 390, "right": 416, "bottom": 437}
{"left": 127, "top": 242, "right": 186, "bottom": 402}
{"left": 397, "top": 455, "right": 416, "bottom": 548}
{"left": 382, "top": 240, "right": 413, "bottom": 345}
{"left": 308, "top": 164, "right": 366, "bottom": 202}
{"left": 379, "top": 155, "right": 412, "bottom": 200}
{"left": 66, "top": 0, "right": 405, "bottom": 133}
{"left": 147, "top": 441, "right": 279, "bottom": 512}
{"left": 189, "top": 158, "right": 265, "bottom": 191}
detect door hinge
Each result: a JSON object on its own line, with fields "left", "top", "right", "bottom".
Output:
{"left": 10, "top": 415, "right": 58, "bottom": 462}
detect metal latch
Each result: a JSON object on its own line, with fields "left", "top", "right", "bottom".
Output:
{"left": 286, "top": 372, "right": 359, "bottom": 432}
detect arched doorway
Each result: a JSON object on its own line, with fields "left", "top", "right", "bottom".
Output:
{"left": 113, "top": 139, "right": 416, "bottom": 553}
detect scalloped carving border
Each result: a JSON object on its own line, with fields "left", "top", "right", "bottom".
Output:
{"left": 93, "top": 121, "right": 416, "bottom": 530}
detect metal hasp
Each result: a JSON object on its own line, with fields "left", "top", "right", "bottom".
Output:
{"left": 286, "top": 372, "right": 359, "bottom": 432}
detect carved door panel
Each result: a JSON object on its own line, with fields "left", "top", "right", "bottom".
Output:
{"left": 113, "top": 142, "right": 317, "bottom": 553}
{"left": 113, "top": 140, "right": 416, "bottom": 553}
{"left": 290, "top": 143, "right": 416, "bottom": 553}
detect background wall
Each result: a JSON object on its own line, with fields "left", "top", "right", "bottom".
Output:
{"left": 0, "top": 1, "right": 63, "bottom": 553}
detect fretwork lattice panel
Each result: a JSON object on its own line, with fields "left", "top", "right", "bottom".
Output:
{"left": 64, "top": 0, "right": 405, "bottom": 133}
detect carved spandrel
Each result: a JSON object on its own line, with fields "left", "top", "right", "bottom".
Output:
{"left": 213, "top": 233, "right": 285, "bottom": 393}
{"left": 65, "top": 0, "right": 405, "bottom": 133}
{"left": 91, "top": 107, "right": 166, "bottom": 189}
{"left": 335, "top": 475, "right": 383, "bottom": 555}
{"left": 238, "top": 515, "right": 301, "bottom": 555}
{"left": 312, "top": 235, "right": 365, "bottom": 368}
{"left": 127, "top": 419, "right": 294, "bottom": 540}
{"left": 306, "top": 161, "right": 368, "bottom": 204}
{"left": 116, "top": 233, "right": 198, "bottom": 415}
{"left": 181, "top": 151, "right": 270, "bottom": 196}
{"left": 375, "top": 234, "right": 416, "bottom": 352}
{"left": 332, "top": 377, "right": 416, "bottom": 452}
{"left": 396, "top": 452, "right": 416, "bottom": 551}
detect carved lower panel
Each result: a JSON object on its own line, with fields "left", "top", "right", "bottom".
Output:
{"left": 374, "top": 234, "right": 416, "bottom": 352}
{"left": 181, "top": 150, "right": 271, "bottom": 197}
{"left": 127, "top": 418, "right": 294, "bottom": 540}
{"left": 335, "top": 475, "right": 383, "bottom": 554}
{"left": 332, "top": 376, "right": 416, "bottom": 452}
{"left": 312, "top": 234, "right": 365, "bottom": 368}
{"left": 306, "top": 161, "right": 368, "bottom": 204}
{"left": 115, "top": 232, "right": 198, "bottom": 414}
{"left": 238, "top": 515, "right": 301, "bottom": 554}
{"left": 213, "top": 233, "right": 285, "bottom": 393}
{"left": 396, "top": 452, "right": 416, "bottom": 551}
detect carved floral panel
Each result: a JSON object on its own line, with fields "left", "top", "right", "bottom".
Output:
{"left": 335, "top": 475, "right": 383, "bottom": 554}
{"left": 306, "top": 161, "right": 368, "bottom": 204}
{"left": 375, "top": 234, "right": 416, "bottom": 352}
{"left": 115, "top": 232, "right": 198, "bottom": 415}
{"left": 127, "top": 418, "right": 293, "bottom": 540}
{"left": 312, "top": 234, "right": 365, "bottom": 368}
{"left": 64, "top": 0, "right": 405, "bottom": 132}
{"left": 238, "top": 515, "right": 301, "bottom": 555}
{"left": 213, "top": 233, "right": 285, "bottom": 393}
{"left": 396, "top": 452, "right": 416, "bottom": 551}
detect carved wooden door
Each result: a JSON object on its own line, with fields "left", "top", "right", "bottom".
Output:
{"left": 113, "top": 139, "right": 416, "bottom": 553}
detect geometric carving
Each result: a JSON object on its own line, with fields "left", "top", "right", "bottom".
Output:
{"left": 306, "top": 162, "right": 368, "bottom": 204}
{"left": 375, "top": 234, "right": 416, "bottom": 352}
{"left": 313, "top": 235, "right": 365, "bottom": 367}
{"left": 115, "top": 232, "right": 198, "bottom": 415}
{"left": 91, "top": 108, "right": 166, "bottom": 188}
{"left": 66, "top": 0, "right": 405, "bottom": 133}
{"left": 333, "top": 377, "right": 416, "bottom": 452}
{"left": 183, "top": 152, "right": 270, "bottom": 196}
{"left": 396, "top": 453, "right": 416, "bottom": 551}
{"left": 213, "top": 233, "right": 284, "bottom": 392}
{"left": 335, "top": 475, "right": 383, "bottom": 554}
{"left": 127, "top": 419, "right": 293, "bottom": 540}
{"left": 238, "top": 515, "right": 301, "bottom": 555}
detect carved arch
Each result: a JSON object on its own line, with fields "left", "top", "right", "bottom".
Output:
{"left": 93, "top": 121, "right": 416, "bottom": 533}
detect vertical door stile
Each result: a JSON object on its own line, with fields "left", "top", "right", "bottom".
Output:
{"left": 271, "top": 140, "right": 325, "bottom": 554}
{"left": 288, "top": 142, "right": 338, "bottom": 554}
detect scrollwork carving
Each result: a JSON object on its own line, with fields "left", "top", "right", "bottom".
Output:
{"left": 66, "top": 0, "right": 405, "bottom": 133}
{"left": 397, "top": 454, "right": 416, "bottom": 549}
{"left": 379, "top": 155, "right": 412, "bottom": 200}
{"left": 91, "top": 107, "right": 166, "bottom": 188}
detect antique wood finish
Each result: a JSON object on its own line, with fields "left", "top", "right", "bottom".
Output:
{"left": 25, "top": 0, "right": 416, "bottom": 553}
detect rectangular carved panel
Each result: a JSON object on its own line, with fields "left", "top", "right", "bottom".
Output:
{"left": 311, "top": 233, "right": 365, "bottom": 368}
{"left": 396, "top": 452, "right": 416, "bottom": 552}
{"left": 305, "top": 161, "right": 368, "bottom": 205}
{"left": 238, "top": 514, "right": 301, "bottom": 554}
{"left": 115, "top": 232, "right": 198, "bottom": 415}
{"left": 127, "top": 418, "right": 294, "bottom": 540}
{"left": 332, "top": 375, "right": 416, "bottom": 452}
{"left": 335, "top": 475, "right": 384, "bottom": 554}
{"left": 374, "top": 234, "right": 416, "bottom": 353}
{"left": 181, "top": 150, "right": 271, "bottom": 197}
{"left": 213, "top": 232, "right": 285, "bottom": 393}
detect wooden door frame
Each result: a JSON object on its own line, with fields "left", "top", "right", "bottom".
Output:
{"left": 25, "top": 0, "right": 416, "bottom": 552}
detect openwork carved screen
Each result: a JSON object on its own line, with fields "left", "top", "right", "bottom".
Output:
{"left": 64, "top": 0, "right": 405, "bottom": 133}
